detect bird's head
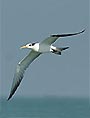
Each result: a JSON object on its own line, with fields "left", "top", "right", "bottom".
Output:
{"left": 20, "top": 42, "right": 36, "bottom": 49}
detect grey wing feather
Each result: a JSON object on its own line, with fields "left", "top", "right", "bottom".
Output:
{"left": 7, "top": 50, "right": 41, "bottom": 100}
{"left": 40, "top": 29, "right": 85, "bottom": 45}
{"left": 40, "top": 36, "right": 59, "bottom": 45}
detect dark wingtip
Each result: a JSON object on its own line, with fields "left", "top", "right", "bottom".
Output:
{"left": 7, "top": 94, "right": 12, "bottom": 101}
{"left": 80, "top": 29, "right": 85, "bottom": 33}
{"left": 51, "top": 29, "right": 86, "bottom": 38}
{"left": 7, "top": 98, "right": 10, "bottom": 101}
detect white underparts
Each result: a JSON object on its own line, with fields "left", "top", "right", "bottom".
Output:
{"left": 50, "top": 45, "right": 56, "bottom": 52}
{"left": 33, "top": 43, "right": 39, "bottom": 52}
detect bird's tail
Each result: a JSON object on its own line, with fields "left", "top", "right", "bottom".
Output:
{"left": 58, "top": 47, "right": 69, "bottom": 51}
{"left": 52, "top": 47, "right": 69, "bottom": 55}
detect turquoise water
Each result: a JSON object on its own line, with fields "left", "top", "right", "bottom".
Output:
{"left": 0, "top": 97, "right": 90, "bottom": 118}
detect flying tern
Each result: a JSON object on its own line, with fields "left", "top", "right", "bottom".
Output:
{"left": 7, "top": 29, "right": 85, "bottom": 100}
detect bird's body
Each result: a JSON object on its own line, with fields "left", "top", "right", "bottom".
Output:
{"left": 32, "top": 42, "right": 51, "bottom": 53}
{"left": 7, "top": 29, "right": 85, "bottom": 100}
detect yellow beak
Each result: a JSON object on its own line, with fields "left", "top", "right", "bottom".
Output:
{"left": 20, "top": 45, "right": 28, "bottom": 49}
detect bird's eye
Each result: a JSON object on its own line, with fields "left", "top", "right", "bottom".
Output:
{"left": 29, "top": 44, "right": 31, "bottom": 46}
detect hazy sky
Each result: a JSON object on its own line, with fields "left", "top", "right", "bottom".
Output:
{"left": 1, "top": 0, "right": 89, "bottom": 98}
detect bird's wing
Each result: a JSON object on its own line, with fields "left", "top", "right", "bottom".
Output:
{"left": 40, "top": 29, "right": 85, "bottom": 45}
{"left": 7, "top": 50, "right": 41, "bottom": 100}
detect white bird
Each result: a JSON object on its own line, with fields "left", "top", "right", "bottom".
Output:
{"left": 7, "top": 29, "right": 85, "bottom": 100}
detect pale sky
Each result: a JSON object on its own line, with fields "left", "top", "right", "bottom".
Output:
{"left": 0, "top": 0, "right": 89, "bottom": 98}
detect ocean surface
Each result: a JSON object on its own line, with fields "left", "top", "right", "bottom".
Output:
{"left": 0, "top": 97, "right": 90, "bottom": 118}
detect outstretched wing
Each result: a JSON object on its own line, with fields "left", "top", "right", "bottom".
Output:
{"left": 40, "top": 29, "right": 85, "bottom": 45}
{"left": 7, "top": 50, "right": 41, "bottom": 100}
